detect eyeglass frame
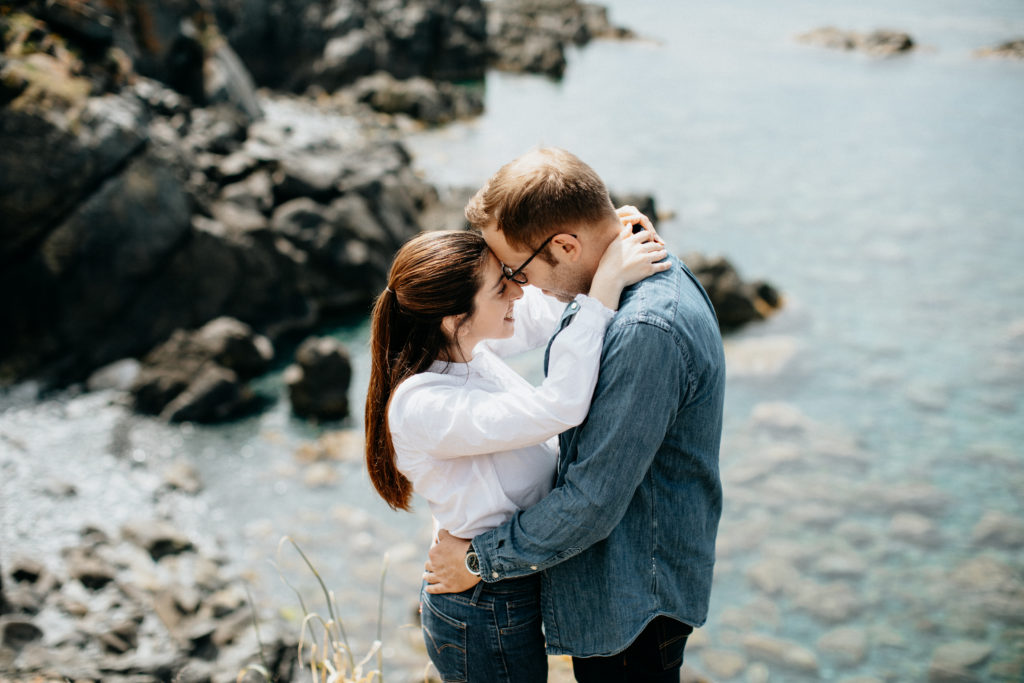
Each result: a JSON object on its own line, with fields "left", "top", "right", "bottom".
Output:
{"left": 500, "top": 232, "right": 577, "bottom": 285}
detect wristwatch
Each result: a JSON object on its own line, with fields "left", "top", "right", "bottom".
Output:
{"left": 464, "top": 549, "right": 481, "bottom": 576}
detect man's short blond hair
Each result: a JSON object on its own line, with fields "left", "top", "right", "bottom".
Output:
{"left": 464, "top": 148, "right": 617, "bottom": 251}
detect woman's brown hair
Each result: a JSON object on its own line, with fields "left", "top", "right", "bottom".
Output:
{"left": 365, "top": 230, "right": 490, "bottom": 510}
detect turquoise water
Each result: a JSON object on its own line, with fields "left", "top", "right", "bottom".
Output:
{"left": 407, "top": 0, "right": 1024, "bottom": 678}
{"left": 3, "top": 0, "right": 1023, "bottom": 679}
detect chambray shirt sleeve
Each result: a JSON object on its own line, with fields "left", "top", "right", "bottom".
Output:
{"left": 471, "top": 320, "right": 687, "bottom": 580}
{"left": 479, "top": 286, "right": 567, "bottom": 357}
{"left": 389, "top": 296, "right": 614, "bottom": 458}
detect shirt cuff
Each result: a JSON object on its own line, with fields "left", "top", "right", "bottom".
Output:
{"left": 573, "top": 293, "right": 616, "bottom": 324}
{"left": 471, "top": 530, "right": 505, "bottom": 582}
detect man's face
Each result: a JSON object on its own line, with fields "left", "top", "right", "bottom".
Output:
{"left": 481, "top": 224, "right": 588, "bottom": 303}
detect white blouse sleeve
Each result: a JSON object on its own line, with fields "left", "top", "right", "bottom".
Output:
{"left": 477, "top": 286, "right": 567, "bottom": 358}
{"left": 390, "top": 295, "right": 614, "bottom": 458}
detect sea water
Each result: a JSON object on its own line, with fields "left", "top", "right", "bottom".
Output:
{"left": 3, "top": 0, "right": 1023, "bottom": 679}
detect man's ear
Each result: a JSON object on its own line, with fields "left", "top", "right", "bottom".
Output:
{"left": 550, "top": 233, "right": 583, "bottom": 263}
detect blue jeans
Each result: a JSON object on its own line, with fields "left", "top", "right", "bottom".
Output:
{"left": 420, "top": 575, "right": 546, "bottom": 683}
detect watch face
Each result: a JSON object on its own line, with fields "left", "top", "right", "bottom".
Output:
{"left": 466, "top": 551, "right": 480, "bottom": 574}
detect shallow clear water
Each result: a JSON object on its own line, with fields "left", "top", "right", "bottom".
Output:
{"left": 3, "top": 0, "right": 1024, "bottom": 679}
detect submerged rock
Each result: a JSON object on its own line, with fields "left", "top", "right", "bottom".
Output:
{"left": 796, "top": 27, "right": 916, "bottom": 56}
{"left": 975, "top": 39, "right": 1024, "bottom": 60}
{"left": 928, "top": 640, "right": 993, "bottom": 682}
{"left": 817, "top": 626, "right": 869, "bottom": 666}
{"left": 970, "top": 510, "right": 1024, "bottom": 549}
{"left": 742, "top": 633, "right": 819, "bottom": 674}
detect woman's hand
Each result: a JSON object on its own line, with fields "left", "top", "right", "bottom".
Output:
{"left": 588, "top": 226, "right": 671, "bottom": 310}
{"left": 616, "top": 205, "right": 664, "bottom": 245}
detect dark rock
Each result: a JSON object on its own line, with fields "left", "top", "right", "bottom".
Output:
{"left": 67, "top": 554, "right": 116, "bottom": 590}
{"left": 218, "top": 0, "right": 488, "bottom": 92}
{"left": 286, "top": 337, "right": 353, "bottom": 420}
{"left": 796, "top": 27, "right": 916, "bottom": 56}
{"left": 1, "top": 618, "right": 43, "bottom": 649}
{"left": 486, "top": 0, "right": 632, "bottom": 77}
{"left": 130, "top": 317, "right": 273, "bottom": 422}
{"left": 161, "top": 365, "right": 251, "bottom": 423}
{"left": 346, "top": 71, "right": 484, "bottom": 124}
{"left": 42, "top": 0, "right": 116, "bottom": 50}
{"left": 0, "top": 91, "right": 148, "bottom": 264}
{"left": 860, "top": 30, "right": 915, "bottom": 55}
{"left": 122, "top": 520, "right": 195, "bottom": 561}
{"left": 682, "top": 253, "right": 783, "bottom": 331}
{"left": 10, "top": 557, "right": 45, "bottom": 584}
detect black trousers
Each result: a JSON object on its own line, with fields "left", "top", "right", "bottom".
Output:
{"left": 571, "top": 616, "right": 693, "bottom": 683}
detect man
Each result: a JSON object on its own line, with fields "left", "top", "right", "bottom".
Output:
{"left": 426, "top": 147, "right": 725, "bottom": 682}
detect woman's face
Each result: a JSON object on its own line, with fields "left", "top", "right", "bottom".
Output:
{"left": 457, "top": 252, "right": 524, "bottom": 352}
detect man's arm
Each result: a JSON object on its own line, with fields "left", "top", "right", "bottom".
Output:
{"left": 426, "top": 320, "right": 686, "bottom": 592}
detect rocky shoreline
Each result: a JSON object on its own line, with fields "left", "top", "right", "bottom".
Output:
{"left": 1, "top": 2, "right": 782, "bottom": 679}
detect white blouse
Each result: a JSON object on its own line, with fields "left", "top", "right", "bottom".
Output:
{"left": 388, "top": 287, "right": 615, "bottom": 538}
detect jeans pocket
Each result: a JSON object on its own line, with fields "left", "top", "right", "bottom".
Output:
{"left": 421, "top": 592, "right": 468, "bottom": 683}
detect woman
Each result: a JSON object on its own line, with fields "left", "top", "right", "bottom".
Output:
{"left": 365, "top": 223, "right": 667, "bottom": 682}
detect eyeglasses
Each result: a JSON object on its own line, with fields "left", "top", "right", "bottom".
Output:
{"left": 500, "top": 233, "right": 576, "bottom": 285}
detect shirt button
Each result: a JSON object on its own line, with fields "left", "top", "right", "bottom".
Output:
{"left": 492, "top": 571, "right": 499, "bottom": 579}
{"left": 570, "top": 302, "right": 579, "bottom": 310}
{"left": 530, "top": 565, "right": 538, "bottom": 570}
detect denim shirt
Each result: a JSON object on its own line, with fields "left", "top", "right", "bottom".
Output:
{"left": 471, "top": 255, "right": 725, "bottom": 657}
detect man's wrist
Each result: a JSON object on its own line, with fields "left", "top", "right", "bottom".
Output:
{"left": 464, "top": 548, "right": 481, "bottom": 576}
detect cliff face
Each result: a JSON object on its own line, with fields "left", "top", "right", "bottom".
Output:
{"left": 0, "top": 1, "right": 485, "bottom": 386}
{"left": 0, "top": 0, "right": 636, "bottom": 387}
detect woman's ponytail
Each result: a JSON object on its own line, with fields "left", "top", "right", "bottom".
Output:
{"left": 364, "top": 231, "right": 489, "bottom": 511}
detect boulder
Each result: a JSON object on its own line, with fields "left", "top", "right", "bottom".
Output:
{"left": 346, "top": 71, "right": 484, "bottom": 124}
{"left": 0, "top": 91, "right": 148, "bottom": 264}
{"left": 285, "top": 337, "right": 353, "bottom": 420}
{"left": 681, "top": 253, "right": 782, "bottom": 331}
{"left": 130, "top": 317, "right": 273, "bottom": 423}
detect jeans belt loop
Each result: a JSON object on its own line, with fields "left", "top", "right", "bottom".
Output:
{"left": 469, "top": 580, "right": 485, "bottom": 606}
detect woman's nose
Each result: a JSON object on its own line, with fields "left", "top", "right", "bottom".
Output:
{"left": 509, "top": 280, "right": 524, "bottom": 300}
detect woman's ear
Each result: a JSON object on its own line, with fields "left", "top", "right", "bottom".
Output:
{"left": 440, "top": 313, "right": 463, "bottom": 341}
{"left": 551, "top": 233, "right": 583, "bottom": 263}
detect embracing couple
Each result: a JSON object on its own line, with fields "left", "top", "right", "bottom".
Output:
{"left": 365, "top": 147, "right": 725, "bottom": 682}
